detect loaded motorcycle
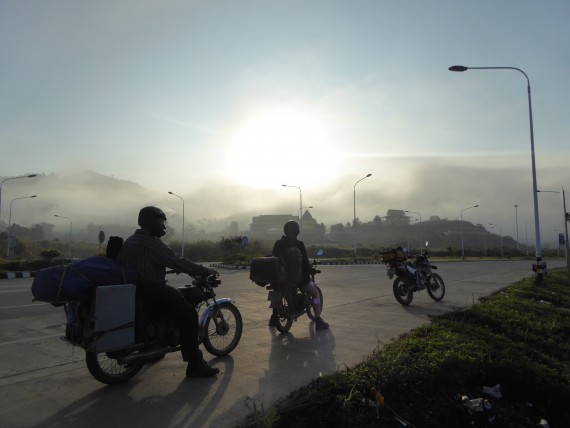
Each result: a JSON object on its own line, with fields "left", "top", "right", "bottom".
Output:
{"left": 382, "top": 244, "right": 445, "bottom": 306}
{"left": 267, "top": 260, "right": 323, "bottom": 333}
{"left": 61, "top": 271, "right": 242, "bottom": 385}
{"left": 250, "top": 251, "right": 324, "bottom": 334}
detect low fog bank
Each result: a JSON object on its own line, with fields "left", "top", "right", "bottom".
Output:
{"left": 0, "top": 163, "right": 568, "bottom": 248}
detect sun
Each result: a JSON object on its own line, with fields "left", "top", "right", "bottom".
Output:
{"left": 224, "top": 107, "right": 341, "bottom": 188}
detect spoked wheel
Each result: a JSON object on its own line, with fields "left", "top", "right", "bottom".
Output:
{"left": 306, "top": 285, "right": 324, "bottom": 320}
{"left": 427, "top": 274, "right": 446, "bottom": 301}
{"left": 203, "top": 302, "right": 243, "bottom": 356}
{"left": 393, "top": 277, "right": 414, "bottom": 306}
{"left": 274, "top": 296, "right": 294, "bottom": 334}
{"left": 85, "top": 351, "right": 144, "bottom": 385}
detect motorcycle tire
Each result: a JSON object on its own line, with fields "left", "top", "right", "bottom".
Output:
{"left": 274, "top": 296, "right": 294, "bottom": 334}
{"left": 427, "top": 273, "right": 445, "bottom": 302}
{"left": 306, "top": 285, "right": 324, "bottom": 320}
{"left": 85, "top": 350, "right": 144, "bottom": 385}
{"left": 203, "top": 301, "right": 243, "bottom": 357}
{"left": 393, "top": 277, "right": 414, "bottom": 306}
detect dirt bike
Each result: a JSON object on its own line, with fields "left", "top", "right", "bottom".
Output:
{"left": 382, "top": 246, "right": 445, "bottom": 306}
{"left": 62, "top": 271, "right": 243, "bottom": 385}
{"left": 266, "top": 259, "right": 324, "bottom": 333}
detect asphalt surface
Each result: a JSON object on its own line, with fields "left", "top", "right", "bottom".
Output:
{"left": 0, "top": 259, "right": 565, "bottom": 428}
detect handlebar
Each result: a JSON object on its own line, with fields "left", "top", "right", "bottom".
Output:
{"left": 166, "top": 269, "right": 221, "bottom": 287}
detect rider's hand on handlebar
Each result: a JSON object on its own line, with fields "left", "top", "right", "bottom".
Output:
{"left": 203, "top": 267, "right": 218, "bottom": 277}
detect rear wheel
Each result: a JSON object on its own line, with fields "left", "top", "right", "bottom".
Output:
{"left": 203, "top": 302, "right": 243, "bottom": 356}
{"left": 85, "top": 351, "right": 143, "bottom": 385}
{"left": 393, "top": 277, "right": 414, "bottom": 306}
{"left": 427, "top": 274, "right": 445, "bottom": 301}
{"left": 306, "top": 286, "right": 324, "bottom": 320}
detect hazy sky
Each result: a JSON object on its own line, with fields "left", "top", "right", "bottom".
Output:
{"left": 1, "top": 1, "right": 569, "bottom": 246}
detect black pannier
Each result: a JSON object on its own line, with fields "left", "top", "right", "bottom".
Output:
{"left": 249, "top": 257, "right": 285, "bottom": 287}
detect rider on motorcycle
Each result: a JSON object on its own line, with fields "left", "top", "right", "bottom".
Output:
{"left": 270, "top": 220, "right": 329, "bottom": 330}
{"left": 117, "top": 206, "right": 220, "bottom": 378}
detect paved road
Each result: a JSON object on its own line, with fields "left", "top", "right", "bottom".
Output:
{"left": 0, "top": 260, "right": 564, "bottom": 428}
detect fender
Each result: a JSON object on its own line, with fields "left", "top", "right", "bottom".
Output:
{"left": 198, "top": 298, "right": 235, "bottom": 342}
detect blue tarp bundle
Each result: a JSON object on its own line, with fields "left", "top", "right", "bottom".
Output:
{"left": 31, "top": 256, "right": 137, "bottom": 304}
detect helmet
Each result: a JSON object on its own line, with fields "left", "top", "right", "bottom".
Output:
{"left": 283, "top": 220, "right": 300, "bottom": 237}
{"left": 138, "top": 206, "right": 167, "bottom": 237}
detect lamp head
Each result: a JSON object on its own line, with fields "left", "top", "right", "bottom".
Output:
{"left": 449, "top": 65, "right": 468, "bottom": 72}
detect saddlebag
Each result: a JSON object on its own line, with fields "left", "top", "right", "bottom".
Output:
{"left": 31, "top": 256, "right": 137, "bottom": 304}
{"left": 249, "top": 257, "right": 285, "bottom": 287}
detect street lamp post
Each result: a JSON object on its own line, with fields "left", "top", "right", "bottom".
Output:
{"left": 7, "top": 195, "right": 37, "bottom": 258}
{"left": 404, "top": 210, "right": 422, "bottom": 252}
{"left": 514, "top": 204, "right": 520, "bottom": 250}
{"left": 54, "top": 214, "right": 72, "bottom": 258}
{"left": 460, "top": 204, "right": 479, "bottom": 257}
{"left": 282, "top": 184, "right": 302, "bottom": 234}
{"left": 168, "top": 191, "right": 185, "bottom": 257}
{"left": 353, "top": 174, "right": 372, "bottom": 263}
{"left": 538, "top": 188, "right": 570, "bottom": 283}
{"left": 449, "top": 65, "right": 543, "bottom": 281}
{"left": 489, "top": 223, "right": 503, "bottom": 257}
{"left": 0, "top": 174, "right": 37, "bottom": 220}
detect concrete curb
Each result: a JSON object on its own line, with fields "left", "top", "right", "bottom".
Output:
{"left": 0, "top": 271, "right": 36, "bottom": 280}
{"left": 210, "top": 261, "right": 382, "bottom": 270}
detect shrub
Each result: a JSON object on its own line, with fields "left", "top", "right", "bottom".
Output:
{"left": 40, "top": 249, "right": 60, "bottom": 260}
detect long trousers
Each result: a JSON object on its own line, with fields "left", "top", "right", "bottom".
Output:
{"left": 140, "top": 285, "right": 202, "bottom": 363}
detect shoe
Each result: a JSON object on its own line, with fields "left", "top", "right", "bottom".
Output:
{"left": 186, "top": 360, "right": 220, "bottom": 378}
{"left": 268, "top": 314, "right": 278, "bottom": 327}
{"left": 315, "top": 317, "right": 329, "bottom": 330}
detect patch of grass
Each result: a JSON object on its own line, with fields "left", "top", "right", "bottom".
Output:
{"left": 237, "top": 269, "right": 570, "bottom": 428}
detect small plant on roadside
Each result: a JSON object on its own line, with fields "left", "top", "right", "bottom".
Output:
{"left": 40, "top": 249, "right": 60, "bottom": 262}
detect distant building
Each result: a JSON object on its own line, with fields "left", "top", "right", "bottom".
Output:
{"left": 250, "top": 214, "right": 297, "bottom": 240}
{"left": 300, "top": 210, "right": 326, "bottom": 242}
{"left": 385, "top": 209, "right": 410, "bottom": 226}
{"left": 249, "top": 210, "right": 326, "bottom": 242}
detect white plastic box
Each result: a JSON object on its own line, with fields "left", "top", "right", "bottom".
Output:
{"left": 90, "top": 284, "right": 136, "bottom": 353}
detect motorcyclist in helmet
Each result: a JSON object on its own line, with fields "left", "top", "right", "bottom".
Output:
{"left": 270, "top": 220, "right": 329, "bottom": 330}
{"left": 117, "top": 206, "right": 220, "bottom": 377}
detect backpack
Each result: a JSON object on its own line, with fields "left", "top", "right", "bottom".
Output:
{"left": 282, "top": 246, "right": 303, "bottom": 285}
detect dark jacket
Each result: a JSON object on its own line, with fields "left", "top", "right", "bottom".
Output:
{"left": 272, "top": 235, "right": 310, "bottom": 286}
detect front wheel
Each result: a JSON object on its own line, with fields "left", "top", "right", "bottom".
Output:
{"left": 393, "top": 277, "right": 414, "bottom": 306}
{"left": 85, "top": 351, "right": 144, "bottom": 385}
{"left": 427, "top": 274, "right": 445, "bottom": 301}
{"left": 274, "top": 295, "right": 294, "bottom": 334}
{"left": 306, "top": 285, "right": 324, "bottom": 320}
{"left": 203, "top": 302, "right": 243, "bottom": 356}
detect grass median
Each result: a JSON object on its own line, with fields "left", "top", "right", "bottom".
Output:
{"left": 237, "top": 269, "right": 570, "bottom": 428}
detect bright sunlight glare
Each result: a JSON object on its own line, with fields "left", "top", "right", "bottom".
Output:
{"left": 224, "top": 107, "right": 341, "bottom": 188}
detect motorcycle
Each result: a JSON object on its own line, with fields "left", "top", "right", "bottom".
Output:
{"left": 62, "top": 271, "right": 243, "bottom": 385}
{"left": 266, "top": 257, "right": 324, "bottom": 334}
{"left": 382, "top": 245, "right": 445, "bottom": 306}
